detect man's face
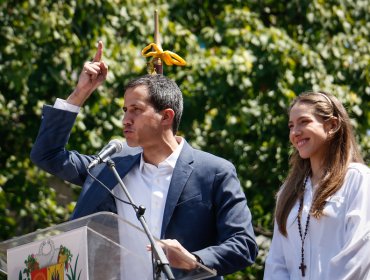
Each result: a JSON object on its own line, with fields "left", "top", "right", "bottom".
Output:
{"left": 122, "top": 85, "right": 163, "bottom": 148}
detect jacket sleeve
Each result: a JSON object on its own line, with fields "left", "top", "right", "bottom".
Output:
{"left": 30, "top": 105, "right": 94, "bottom": 186}
{"left": 192, "top": 160, "right": 258, "bottom": 275}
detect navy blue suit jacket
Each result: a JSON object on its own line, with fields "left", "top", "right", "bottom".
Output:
{"left": 30, "top": 105, "right": 258, "bottom": 278}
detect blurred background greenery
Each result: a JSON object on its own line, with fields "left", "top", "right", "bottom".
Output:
{"left": 0, "top": 0, "right": 369, "bottom": 279}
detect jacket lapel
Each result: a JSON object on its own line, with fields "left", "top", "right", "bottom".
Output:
{"left": 161, "top": 141, "right": 194, "bottom": 237}
{"left": 72, "top": 154, "right": 141, "bottom": 219}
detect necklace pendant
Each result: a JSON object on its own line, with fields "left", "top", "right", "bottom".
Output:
{"left": 299, "top": 262, "right": 306, "bottom": 277}
{"left": 298, "top": 176, "right": 310, "bottom": 278}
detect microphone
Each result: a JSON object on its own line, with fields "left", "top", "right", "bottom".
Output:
{"left": 87, "top": 139, "right": 124, "bottom": 169}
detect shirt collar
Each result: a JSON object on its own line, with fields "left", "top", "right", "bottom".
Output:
{"left": 139, "top": 136, "right": 185, "bottom": 171}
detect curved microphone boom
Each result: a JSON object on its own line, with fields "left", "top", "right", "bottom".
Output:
{"left": 87, "top": 139, "right": 124, "bottom": 169}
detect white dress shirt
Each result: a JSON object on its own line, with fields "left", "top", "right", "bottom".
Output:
{"left": 113, "top": 138, "right": 184, "bottom": 280}
{"left": 54, "top": 98, "right": 80, "bottom": 113}
{"left": 264, "top": 163, "right": 370, "bottom": 280}
{"left": 113, "top": 135, "right": 184, "bottom": 235}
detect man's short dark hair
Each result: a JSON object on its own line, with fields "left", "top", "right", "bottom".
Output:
{"left": 124, "top": 74, "right": 183, "bottom": 134}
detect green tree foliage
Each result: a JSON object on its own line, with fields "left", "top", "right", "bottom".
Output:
{"left": 0, "top": 0, "right": 369, "bottom": 279}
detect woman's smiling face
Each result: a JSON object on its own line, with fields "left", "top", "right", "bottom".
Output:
{"left": 288, "top": 102, "right": 330, "bottom": 165}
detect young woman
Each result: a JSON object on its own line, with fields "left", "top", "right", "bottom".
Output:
{"left": 264, "top": 91, "right": 370, "bottom": 279}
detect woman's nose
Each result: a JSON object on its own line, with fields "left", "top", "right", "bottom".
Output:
{"left": 291, "top": 127, "right": 301, "bottom": 136}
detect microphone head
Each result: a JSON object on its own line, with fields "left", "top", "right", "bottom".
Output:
{"left": 108, "top": 139, "right": 125, "bottom": 153}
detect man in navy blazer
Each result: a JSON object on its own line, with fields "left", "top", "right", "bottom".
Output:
{"left": 30, "top": 41, "right": 257, "bottom": 279}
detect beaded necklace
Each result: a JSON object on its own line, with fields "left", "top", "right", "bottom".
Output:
{"left": 297, "top": 176, "right": 310, "bottom": 277}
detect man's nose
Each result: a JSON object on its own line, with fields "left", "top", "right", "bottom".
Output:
{"left": 122, "top": 113, "right": 131, "bottom": 125}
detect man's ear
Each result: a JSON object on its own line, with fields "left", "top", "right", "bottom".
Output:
{"left": 161, "top": 108, "right": 175, "bottom": 126}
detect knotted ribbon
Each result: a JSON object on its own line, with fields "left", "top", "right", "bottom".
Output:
{"left": 141, "top": 43, "right": 186, "bottom": 66}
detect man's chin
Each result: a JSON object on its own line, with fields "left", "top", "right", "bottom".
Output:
{"left": 126, "top": 140, "right": 139, "bottom": 148}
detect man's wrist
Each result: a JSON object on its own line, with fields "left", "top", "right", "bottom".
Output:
{"left": 65, "top": 88, "right": 90, "bottom": 107}
{"left": 192, "top": 253, "right": 204, "bottom": 265}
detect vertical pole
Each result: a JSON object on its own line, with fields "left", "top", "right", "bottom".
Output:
{"left": 153, "top": 10, "right": 163, "bottom": 74}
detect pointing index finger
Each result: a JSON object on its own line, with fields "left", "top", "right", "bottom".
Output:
{"left": 92, "top": 40, "right": 103, "bottom": 62}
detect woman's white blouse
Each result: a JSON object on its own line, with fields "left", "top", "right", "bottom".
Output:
{"left": 264, "top": 163, "right": 370, "bottom": 280}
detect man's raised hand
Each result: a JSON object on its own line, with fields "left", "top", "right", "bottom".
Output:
{"left": 67, "top": 40, "right": 108, "bottom": 106}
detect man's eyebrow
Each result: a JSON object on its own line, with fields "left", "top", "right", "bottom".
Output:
{"left": 122, "top": 103, "right": 143, "bottom": 110}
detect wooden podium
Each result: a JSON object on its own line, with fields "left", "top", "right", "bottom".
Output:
{"left": 0, "top": 212, "right": 216, "bottom": 279}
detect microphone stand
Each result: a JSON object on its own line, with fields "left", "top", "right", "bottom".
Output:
{"left": 105, "top": 159, "right": 175, "bottom": 280}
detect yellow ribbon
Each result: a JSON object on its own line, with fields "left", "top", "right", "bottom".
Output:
{"left": 141, "top": 43, "right": 186, "bottom": 66}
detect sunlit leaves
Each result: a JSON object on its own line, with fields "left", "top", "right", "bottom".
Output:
{"left": 0, "top": 1, "right": 369, "bottom": 279}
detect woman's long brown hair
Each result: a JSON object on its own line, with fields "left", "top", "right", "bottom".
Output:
{"left": 275, "top": 91, "right": 364, "bottom": 236}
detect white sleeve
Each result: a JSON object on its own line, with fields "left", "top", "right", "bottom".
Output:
{"left": 327, "top": 166, "right": 370, "bottom": 279}
{"left": 53, "top": 98, "right": 80, "bottom": 113}
{"left": 263, "top": 221, "right": 290, "bottom": 280}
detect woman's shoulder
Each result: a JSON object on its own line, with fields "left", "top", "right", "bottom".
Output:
{"left": 347, "top": 162, "right": 370, "bottom": 175}
{"left": 343, "top": 163, "right": 370, "bottom": 192}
